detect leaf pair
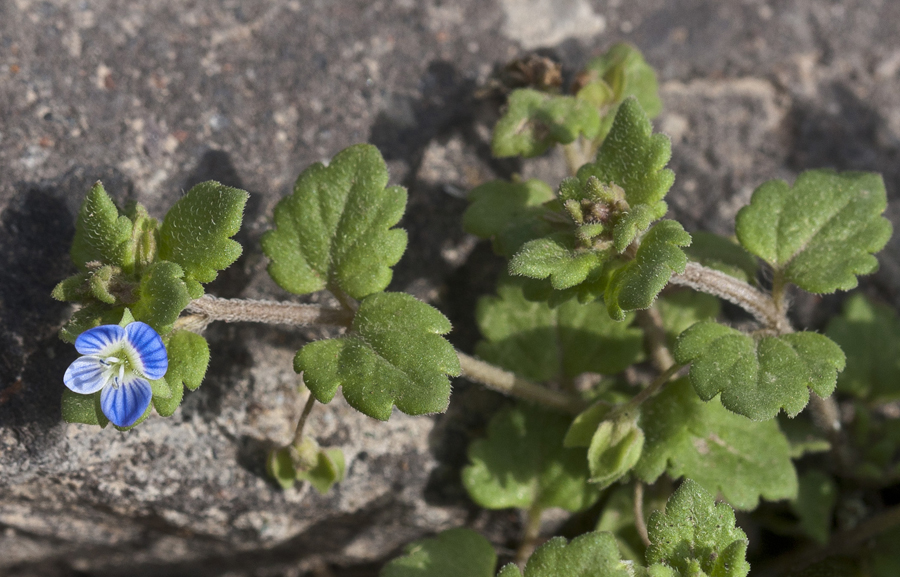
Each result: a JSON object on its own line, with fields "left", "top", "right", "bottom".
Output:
{"left": 264, "top": 144, "right": 460, "bottom": 421}
{"left": 266, "top": 436, "right": 346, "bottom": 493}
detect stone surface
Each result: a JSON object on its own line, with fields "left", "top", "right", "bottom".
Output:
{"left": 1, "top": 0, "right": 899, "bottom": 575}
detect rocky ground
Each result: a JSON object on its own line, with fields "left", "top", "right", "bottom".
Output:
{"left": 1, "top": 0, "right": 899, "bottom": 575}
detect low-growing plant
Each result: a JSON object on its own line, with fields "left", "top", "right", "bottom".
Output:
{"left": 53, "top": 43, "right": 900, "bottom": 575}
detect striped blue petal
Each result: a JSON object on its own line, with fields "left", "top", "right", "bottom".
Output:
{"left": 75, "top": 324, "right": 126, "bottom": 356}
{"left": 63, "top": 356, "right": 108, "bottom": 394}
{"left": 100, "top": 376, "right": 152, "bottom": 427}
{"left": 125, "top": 322, "right": 168, "bottom": 380}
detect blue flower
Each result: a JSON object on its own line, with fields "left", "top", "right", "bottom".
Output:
{"left": 63, "top": 322, "right": 168, "bottom": 428}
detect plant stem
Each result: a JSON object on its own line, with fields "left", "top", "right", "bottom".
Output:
{"left": 761, "top": 503, "right": 900, "bottom": 576}
{"left": 180, "top": 296, "right": 353, "bottom": 330}
{"left": 634, "top": 481, "right": 650, "bottom": 547}
{"left": 609, "top": 363, "right": 682, "bottom": 421}
{"left": 292, "top": 393, "right": 317, "bottom": 447}
{"left": 562, "top": 141, "right": 584, "bottom": 176}
{"left": 457, "top": 352, "right": 588, "bottom": 414}
{"left": 636, "top": 308, "right": 675, "bottom": 372}
{"left": 515, "top": 504, "right": 544, "bottom": 567}
{"left": 669, "top": 262, "right": 792, "bottom": 333}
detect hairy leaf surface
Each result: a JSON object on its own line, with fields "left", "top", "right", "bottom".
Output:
{"left": 605, "top": 220, "right": 691, "bottom": 321}
{"left": 674, "top": 321, "right": 845, "bottom": 420}
{"left": 381, "top": 528, "right": 496, "bottom": 577}
{"left": 509, "top": 232, "right": 610, "bottom": 291}
{"left": 164, "top": 330, "right": 210, "bottom": 392}
{"left": 646, "top": 479, "right": 750, "bottom": 577}
{"left": 263, "top": 144, "right": 408, "bottom": 299}
{"left": 130, "top": 261, "right": 192, "bottom": 335}
{"left": 492, "top": 89, "right": 600, "bottom": 158}
{"left": 636, "top": 379, "right": 798, "bottom": 510}
{"left": 159, "top": 181, "right": 248, "bottom": 293}
{"left": 71, "top": 182, "right": 133, "bottom": 271}
{"left": 735, "top": 170, "right": 891, "bottom": 293}
{"left": 498, "top": 532, "right": 633, "bottom": 577}
{"left": 463, "top": 404, "right": 600, "bottom": 512}
{"left": 475, "top": 279, "right": 644, "bottom": 382}
{"left": 295, "top": 292, "right": 459, "bottom": 420}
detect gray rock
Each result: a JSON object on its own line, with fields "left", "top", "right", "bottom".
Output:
{"left": 1, "top": 0, "right": 899, "bottom": 575}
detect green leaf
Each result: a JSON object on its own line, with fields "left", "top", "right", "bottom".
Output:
{"left": 70, "top": 182, "right": 133, "bottom": 270}
{"left": 577, "top": 97, "right": 674, "bottom": 209}
{"left": 646, "top": 479, "right": 750, "bottom": 577}
{"left": 152, "top": 379, "right": 184, "bottom": 417}
{"left": 790, "top": 470, "right": 836, "bottom": 544}
{"left": 296, "top": 292, "right": 459, "bottom": 420}
{"left": 149, "top": 376, "right": 172, "bottom": 399}
{"left": 266, "top": 446, "right": 298, "bottom": 490}
{"left": 61, "top": 389, "right": 108, "bottom": 427}
{"left": 596, "top": 485, "right": 668, "bottom": 563}
{"left": 674, "top": 321, "right": 846, "bottom": 420}
{"left": 635, "top": 379, "right": 798, "bottom": 510}
{"left": 656, "top": 290, "right": 721, "bottom": 347}
{"left": 506, "top": 532, "right": 634, "bottom": 577}
{"left": 51, "top": 273, "right": 90, "bottom": 302}
{"left": 826, "top": 293, "right": 900, "bottom": 402}
{"left": 164, "top": 330, "right": 210, "bottom": 392}
{"left": 565, "top": 404, "right": 644, "bottom": 487}
{"left": 262, "top": 144, "right": 408, "bottom": 299}
{"left": 492, "top": 89, "right": 601, "bottom": 158}
{"left": 158, "top": 181, "right": 248, "bottom": 289}
{"left": 463, "top": 179, "right": 556, "bottom": 257}
{"left": 380, "top": 528, "right": 496, "bottom": 577}
{"left": 59, "top": 303, "right": 124, "bottom": 343}
{"left": 605, "top": 220, "right": 691, "bottom": 321}
{"left": 463, "top": 404, "right": 600, "bottom": 512}
{"left": 130, "top": 261, "right": 192, "bottom": 334}
{"left": 475, "top": 278, "right": 644, "bottom": 382}
{"left": 297, "top": 447, "right": 346, "bottom": 494}
{"left": 735, "top": 170, "right": 892, "bottom": 294}
{"left": 509, "top": 232, "right": 610, "bottom": 291}
{"left": 584, "top": 43, "right": 662, "bottom": 119}
{"left": 613, "top": 201, "right": 669, "bottom": 253}
{"left": 778, "top": 415, "right": 831, "bottom": 458}
{"left": 684, "top": 232, "right": 758, "bottom": 283}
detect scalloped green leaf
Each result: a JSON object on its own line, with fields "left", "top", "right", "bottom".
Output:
{"left": 61, "top": 389, "right": 109, "bottom": 428}
{"left": 475, "top": 279, "right": 644, "bottom": 382}
{"left": 295, "top": 292, "right": 459, "bottom": 420}
{"left": 492, "top": 89, "right": 601, "bottom": 158}
{"left": 646, "top": 479, "right": 750, "bottom": 577}
{"left": 577, "top": 97, "right": 674, "bottom": 209}
{"left": 381, "top": 528, "right": 496, "bottom": 577}
{"left": 158, "top": 181, "right": 248, "bottom": 291}
{"left": 509, "top": 232, "right": 611, "bottom": 291}
{"left": 462, "top": 404, "right": 600, "bottom": 512}
{"left": 584, "top": 43, "right": 662, "bottom": 119}
{"left": 735, "top": 170, "right": 892, "bottom": 294}
{"left": 826, "top": 293, "right": 900, "bottom": 402}
{"left": 463, "top": 179, "right": 556, "bottom": 257}
{"left": 59, "top": 303, "right": 124, "bottom": 343}
{"left": 674, "top": 322, "right": 846, "bottom": 421}
{"left": 164, "top": 330, "right": 210, "bottom": 392}
{"left": 51, "top": 272, "right": 90, "bottom": 302}
{"left": 684, "top": 232, "right": 758, "bottom": 283}
{"left": 500, "top": 532, "right": 633, "bottom": 577}
{"left": 262, "top": 144, "right": 408, "bottom": 299}
{"left": 613, "top": 201, "right": 669, "bottom": 253}
{"left": 152, "top": 379, "right": 184, "bottom": 417}
{"left": 605, "top": 220, "right": 691, "bottom": 321}
{"left": 130, "top": 261, "right": 192, "bottom": 335}
{"left": 70, "top": 182, "right": 133, "bottom": 271}
{"left": 636, "top": 379, "right": 798, "bottom": 510}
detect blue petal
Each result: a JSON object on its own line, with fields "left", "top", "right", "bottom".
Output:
{"left": 75, "top": 324, "right": 126, "bottom": 355}
{"left": 100, "top": 376, "right": 152, "bottom": 428}
{"left": 125, "top": 322, "right": 168, "bottom": 380}
{"left": 63, "top": 356, "right": 108, "bottom": 394}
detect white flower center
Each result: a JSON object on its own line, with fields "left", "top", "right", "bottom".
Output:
{"left": 98, "top": 351, "right": 137, "bottom": 389}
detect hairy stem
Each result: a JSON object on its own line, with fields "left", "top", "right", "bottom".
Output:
{"left": 181, "top": 296, "right": 353, "bottom": 329}
{"left": 291, "top": 393, "right": 317, "bottom": 447}
{"left": 457, "top": 352, "right": 588, "bottom": 414}
{"left": 636, "top": 308, "right": 675, "bottom": 372}
{"left": 634, "top": 481, "right": 650, "bottom": 547}
{"left": 669, "top": 262, "right": 792, "bottom": 333}
{"left": 516, "top": 504, "right": 544, "bottom": 567}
